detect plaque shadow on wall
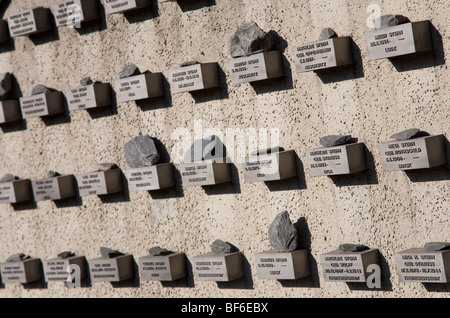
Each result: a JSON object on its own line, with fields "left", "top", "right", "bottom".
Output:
{"left": 249, "top": 31, "right": 294, "bottom": 95}
{"left": 190, "top": 65, "right": 229, "bottom": 104}
{"left": 29, "top": 14, "right": 60, "bottom": 46}
{"left": 217, "top": 249, "right": 254, "bottom": 290}
{"left": 202, "top": 163, "right": 241, "bottom": 196}
{"left": 390, "top": 23, "right": 445, "bottom": 72}
{"left": 423, "top": 282, "right": 450, "bottom": 293}
{"left": 330, "top": 143, "right": 379, "bottom": 187}
{"left": 41, "top": 94, "right": 71, "bottom": 126}
{"left": 76, "top": 2, "right": 108, "bottom": 36}
{"left": 136, "top": 73, "right": 172, "bottom": 111}
{"left": 346, "top": 251, "right": 393, "bottom": 291}
{"left": 148, "top": 137, "right": 184, "bottom": 199}
{"left": 315, "top": 38, "right": 365, "bottom": 84}
{"left": 86, "top": 85, "right": 118, "bottom": 120}
{"left": 111, "top": 256, "right": 141, "bottom": 288}
{"left": 405, "top": 135, "right": 450, "bottom": 183}
{"left": 279, "top": 217, "right": 320, "bottom": 288}
{"left": 161, "top": 256, "right": 195, "bottom": 288}
{"left": 99, "top": 169, "right": 130, "bottom": 204}
{"left": 0, "top": 0, "right": 15, "bottom": 53}
{"left": 22, "top": 260, "right": 48, "bottom": 290}
{"left": 124, "top": 1, "right": 160, "bottom": 24}
{"left": 0, "top": 74, "right": 27, "bottom": 133}
{"left": 176, "top": 0, "right": 216, "bottom": 12}
{"left": 53, "top": 188, "right": 83, "bottom": 208}
{"left": 264, "top": 152, "right": 307, "bottom": 192}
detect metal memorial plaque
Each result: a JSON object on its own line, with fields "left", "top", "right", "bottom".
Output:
{"left": 0, "top": 182, "right": 16, "bottom": 204}
{"left": 293, "top": 39, "right": 337, "bottom": 72}
{"left": 139, "top": 253, "right": 186, "bottom": 281}
{"left": 395, "top": 248, "right": 450, "bottom": 283}
{"left": 32, "top": 178, "right": 62, "bottom": 201}
{"left": 321, "top": 249, "right": 379, "bottom": 282}
{"left": 0, "top": 180, "right": 31, "bottom": 204}
{"left": 0, "top": 259, "right": 41, "bottom": 284}
{"left": 255, "top": 250, "right": 310, "bottom": 280}
{"left": 104, "top": 0, "right": 149, "bottom": 15}
{"left": 180, "top": 162, "right": 216, "bottom": 186}
{"left": 126, "top": 163, "right": 174, "bottom": 191}
{"left": 52, "top": 0, "right": 84, "bottom": 27}
{"left": 379, "top": 135, "right": 445, "bottom": 171}
{"left": 242, "top": 154, "right": 280, "bottom": 182}
{"left": 193, "top": 252, "right": 243, "bottom": 282}
{"left": 168, "top": 64, "right": 205, "bottom": 94}
{"left": 366, "top": 23, "right": 415, "bottom": 60}
{"left": 66, "top": 85, "right": 96, "bottom": 111}
{"left": 115, "top": 74, "right": 149, "bottom": 103}
{"left": 76, "top": 171, "right": 108, "bottom": 196}
{"left": 43, "top": 256, "right": 86, "bottom": 282}
{"left": 7, "top": 10, "right": 37, "bottom": 37}
{"left": 20, "top": 94, "right": 49, "bottom": 119}
{"left": 89, "top": 255, "right": 133, "bottom": 282}
{"left": 229, "top": 53, "right": 268, "bottom": 84}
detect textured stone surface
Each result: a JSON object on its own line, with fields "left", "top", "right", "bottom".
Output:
{"left": 31, "top": 84, "right": 55, "bottom": 95}
{"left": 338, "top": 243, "right": 369, "bottom": 252}
{"left": 47, "top": 170, "right": 60, "bottom": 178}
{"left": 180, "top": 61, "right": 199, "bottom": 67}
{"left": 100, "top": 247, "right": 124, "bottom": 259}
{"left": 229, "top": 21, "right": 274, "bottom": 58}
{"left": 149, "top": 246, "right": 173, "bottom": 256}
{"left": 211, "top": 239, "right": 237, "bottom": 254}
{"left": 80, "top": 77, "right": 93, "bottom": 86}
{"left": 6, "top": 253, "right": 29, "bottom": 262}
{"left": 375, "top": 14, "right": 409, "bottom": 29}
{"left": 318, "top": 28, "right": 337, "bottom": 41}
{"left": 0, "top": 73, "right": 12, "bottom": 99}
{"left": 319, "top": 135, "right": 352, "bottom": 147}
{"left": 268, "top": 211, "right": 299, "bottom": 252}
{"left": 424, "top": 242, "right": 450, "bottom": 251}
{"left": 57, "top": 251, "right": 75, "bottom": 259}
{"left": 390, "top": 128, "right": 420, "bottom": 140}
{"left": 94, "top": 163, "right": 118, "bottom": 171}
{"left": 0, "top": 173, "right": 15, "bottom": 183}
{"left": 120, "top": 64, "right": 140, "bottom": 79}
{"left": 184, "top": 135, "right": 225, "bottom": 162}
{"left": 124, "top": 135, "right": 160, "bottom": 168}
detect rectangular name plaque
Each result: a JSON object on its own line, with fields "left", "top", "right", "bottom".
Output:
{"left": 52, "top": 0, "right": 99, "bottom": 27}
{"left": 20, "top": 92, "right": 64, "bottom": 119}
{"left": 255, "top": 250, "right": 310, "bottom": 280}
{"left": 43, "top": 256, "right": 86, "bottom": 282}
{"left": 115, "top": 73, "right": 164, "bottom": 103}
{"left": 180, "top": 158, "right": 231, "bottom": 187}
{"left": 321, "top": 249, "right": 379, "bottom": 282}
{"left": 242, "top": 150, "right": 297, "bottom": 183}
{"left": 0, "top": 258, "right": 42, "bottom": 284}
{"left": 32, "top": 175, "right": 76, "bottom": 201}
{"left": 395, "top": 248, "right": 450, "bottom": 283}
{"left": 0, "top": 180, "right": 31, "bottom": 204}
{"left": 229, "top": 50, "right": 283, "bottom": 85}
{"left": 366, "top": 21, "right": 432, "bottom": 60}
{"left": 0, "top": 100, "right": 22, "bottom": 124}
{"left": 7, "top": 8, "right": 51, "bottom": 37}
{"left": 103, "top": 0, "right": 151, "bottom": 15}
{"left": 193, "top": 252, "right": 243, "bottom": 282}
{"left": 66, "top": 83, "right": 111, "bottom": 111}
{"left": 139, "top": 253, "right": 186, "bottom": 281}
{"left": 126, "top": 163, "right": 175, "bottom": 191}
{"left": 306, "top": 143, "right": 366, "bottom": 176}
{"left": 89, "top": 255, "right": 134, "bottom": 282}
{"left": 168, "top": 63, "right": 220, "bottom": 94}
{"left": 379, "top": 135, "right": 446, "bottom": 171}
{"left": 76, "top": 169, "right": 122, "bottom": 196}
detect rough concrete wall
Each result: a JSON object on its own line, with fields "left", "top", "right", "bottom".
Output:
{"left": 0, "top": 0, "right": 448, "bottom": 298}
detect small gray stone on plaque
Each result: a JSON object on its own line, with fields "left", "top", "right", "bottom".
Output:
{"left": 95, "top": 163, "right": 118, "bottom": 171}
{"left": 80, "top": 77, "right": 93, "bottom": 86}
{"left": 389, "top": 128, "right": 420, "bottom": 140}
{"left": 120, "top": 64, "right": 141, "bottom": 79}
{"left": 211, "top": 239, "right": 237, "bottom": 254}
{"left": 0, "top": 173, "right": 15, "bottom": 183}
{"left": 229, "top": 21, "right": 274, "bottom": 58}
{"left": 319, "top": 28, "right": 337, "bottom": 41}
{"left": 268, "top": 211, "right": 299, "bottom": 252}
{"left": 424, "top": 242, "right": 450, "bottom": 252}
{"left": 57, "top": 251, "right": 75, "bottom": 259}
{"left": 184, "top": 135, "right": 225, "bottom": 163}
{"left": 338, "top": 243, "right": 369, "bottom": 252}
{"left": 319, "top": 135, "right": 352, "bottom": 147}
{"left": 124, "top": 135, "right": 160, "bottom": 168}
{"left": 32, "top": 84, "right": 54, "bottom": 96}
{"left": 0, "top": 73, "right": 12, "bottom": 99}
{"left": 100, "top": 247, "right": 124, "bottom": 259}
{"left": 6, "top": 253, "right": 29, "bottom": 262}
{"left": 149, "top": 246, "right": 173, "bottom": 256}
{"left": 375, "top": 14, "right": 409, "bottom": 29}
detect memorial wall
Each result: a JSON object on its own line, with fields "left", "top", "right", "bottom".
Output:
{"left": 0, "top": 0, "right": 449, "bottom": 298}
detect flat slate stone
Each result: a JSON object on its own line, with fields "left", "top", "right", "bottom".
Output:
{"left": 211, "top": 239, "right": 237, "bottom": 254}
{"left": 80, "top": 77, "right": 93, "bottom": 86}
{"left": 124, "top": 135, "right": 160, "bottom": 168}
{"left": 250, "top": 147, "right": 283, "bottom": 156}
{"left": 268, "top": 211, "right": 299, "bottom": 252}
{"left": 120, "top": 64, "right": 141, "bottom": 79}
{"left": 100, "top": 247, "right": 124, "bottom": 259}
{"left": 57, "top": 251, "right": 75, "bottom": 259}
{"left": 180, "top": 61, "right": 199, "bottom": 67}
{"left": 149, "top": 246, "right": 173, "bottom": 256}
{"left": 229, "top": 21, "right": 274, "bottom": 58}
{"left": 338, "top": 243, "right": 369, "bottom": 252}
{"left": 319, "top": 135, "right": 352, "bottom": 147}
{"left": 0, "top": 173, "right": 15, "bottom": 183}
{"left": 6, "top": 253, "right": 29, "bottom": 262}
{"left": 32, "top": 84, "right": 55, "bottom": 95}
{"left": 94, "top": 163, "right": 118, "bottom": 171}
{"left": 0, "top": 73, "right": 12, "bottom": 99}
{"left": 375, "top": 14, "right": 409, "bottom": 29}
{"left": 424, "top": 242, "right": 450, "bottom": 252}
{"left": 318, "top": 27, "right": 337, "bottom": 41}
{"left": 47, "top": 170, "right": 60, "bottom": 178}
{"left": 184, "top": 135, "right": 226, "bottom": 162}
{"left": 389, "top": 128, "right": 420, "bottom": 140}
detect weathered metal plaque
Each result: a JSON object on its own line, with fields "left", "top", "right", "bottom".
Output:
{"left": 395, "top": 248, "right": 450, "bottom": 283}
{"left": 43, "top": 256, "right": 86, "bottom": 282}
{"left": 0, "top": 180, "right": 31, "bottom": 204}
{"left": 32, "top": 178, "right": 62, "bottom": 201}
{"left": 168, "top": 64, "right": 205, "bottom": 94}
{"left": 52, "top": 0, "right": 85, "bottom": 27}
{"left": 126, "top": 163, "right": 174, "bottom": 191}
{"left": 7, "top": 10, "right": 38, "bottom": 37}
{"left": 115, "top": 73, "right": 164, "bottom": 103}
{"left": 0, "top": 258, "right": 42, "bottom": 284}
{"left": 367, "top": 23, "right": 416, "bottom": 60}
{"left": 242, "top": 150, "right": 297, "bottom": 182}
{"left": 104, "top": 0, "right": 150, "bottom": 14}
{"left": 139, "top": 253, "right": 186, "bottom": 281}
{"left": 193, "top": 252, "right": 243, "bottom": 282}
{"left": 180, "top": 159, "right": 230, "bottom": 187}
{"left": 0, "top": 182, "right": 16, "bottom": 203}
{"left": 66, "top": 85, "right": 96, "bottom": 111}
{"left": 229, "top": 53, "right": 268, "bottom": 84}
{"left": 293, "top": 39, "right": 337, "bottom": 72}
{"left": 89, "top": 255, "right": 133, "bottom": 282}
{"left": 20, "top": 94, "right": 49, "bottom": 118}
{"left": 255, "top": 250, "right": 310, "bottom": 280}
{"left": 76, "top": 171, "right": 107, "bottom": 196}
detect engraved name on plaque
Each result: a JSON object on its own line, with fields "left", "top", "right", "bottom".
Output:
{"left": 19, "top": 92, "right": 64, "bottom": 119}
{"left": 255, "top": 250, "right": 310, "bottom": 280}
{"left": 321, "top": 249, "right": 379, "bottom": 282}
{"left": 180, "top": 158, "right": 231, "bottom": 187}
{"left": 168, "top": 63, "right": 220, "bottom": 94}
{"left": 242, "top": 150, "right": 297, "bottom": 183}
{"left": 7, "top": 8, "right": 51, "bottom": 37}
{"left": 52, "top": 0, "right": 99, "bottom": 27}
{"left": 89, "top": 255, "right": 134, "bottom": 283}
{"left": 0, "top": 179, "right": 31, "bottom": 204}
{"left": 379, "top": 135, "right": 446, "bottom": 171}
{"left": 306, "top": 143, "right": 367, "bottom": 176}
{"left": 66, "top": 83, "right": 111, "bottom": 111}
{"left": 395, "top": 248, "right": 450, "bottom": 283}
{"left": 229, "top": 51, "right": 283, "bottom": 85}
{"left": 366, "top": 21, "right": 432, "bottom": 60}
{"left": 76, "top": 169, "right": 122, "bottom": 196}
{"left": 43, "top": 256, "right": 86, "bottom": 283}
{"left": 32, "top": 175, "right": 76, "bottom": 201}
{"left": 0, "top": 258, "right": 42, "bottom": 284}
{"left": 103, "top": 0, "right": 151, "bottom": 15}
{"left": 115, "top": 73, "right": 164, "bottom": 103}
{"left": 139, "top": 252, "right": 186, "bottom": 282}
{"left": 126, "top": 163, "right": 175, "bottom": 191}
{"left": 193, "top": 252, "right": 243, "bottom": 282}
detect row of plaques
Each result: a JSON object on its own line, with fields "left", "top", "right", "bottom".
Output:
{"left": 0, "top": 134, "right": 447, "bottom": 204}
{"left": 2, "top": 246, "right": 449, "bottom": 284}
